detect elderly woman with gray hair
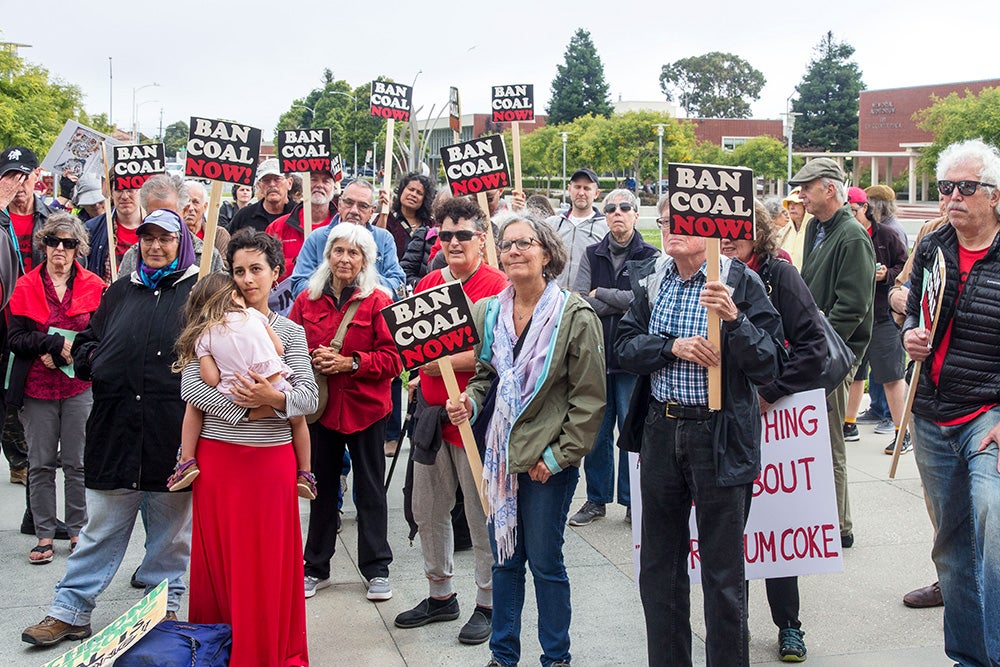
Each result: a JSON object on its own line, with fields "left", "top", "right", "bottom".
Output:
{"left": 6, "top": 213, "right": 105, "bottom": 563}
{"left": 446, "top": 212, "right": 606, "bottom": 667}
{"left": 289, "top": 223, "right": 402, "bottom": 602}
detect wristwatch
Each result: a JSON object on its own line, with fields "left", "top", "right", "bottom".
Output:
{"left": 351, "top": 356, "right": 359, "bottom": 373}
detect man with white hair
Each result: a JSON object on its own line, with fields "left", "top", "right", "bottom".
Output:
{"left": 903, "top": 138, "right": 1000, "bottom": 667}
{"left": 791, "top": 157, "right": 875, "bottom": 549}
{"left": 182, "top": 180, "right": 230, "bottom": 264}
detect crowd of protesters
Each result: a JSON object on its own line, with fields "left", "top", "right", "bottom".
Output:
{"left": 1, "top": 133, "right": 998, "bottom": 667}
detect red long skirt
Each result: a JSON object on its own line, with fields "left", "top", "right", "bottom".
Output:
{"left": 189, "top": 438, "right": 309, "bottom": 667}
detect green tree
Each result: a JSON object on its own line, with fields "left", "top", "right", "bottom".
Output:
{"left": 792, "top": 31, "right": 864, "bottom": 152}
{"left": 659, "top": 52, "right": 766, "bottom": 119}
{"left": 546, "top": 29, "right": 613, "bottom": 125}
{"left": 0, "top": 48, "right": 85, "bottom": 157}
{"left": 915, "top": 87, "right": 1000, "bottom": 174}
{"left": 730, "top": 136, "right": 788, "bottom": 180}
{"left": 163, "top": 120, "right": 189, "bottom": 158}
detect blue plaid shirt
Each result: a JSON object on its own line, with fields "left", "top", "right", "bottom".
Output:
{"left": 649, "top": 259, "right": 709, "bottom": 405}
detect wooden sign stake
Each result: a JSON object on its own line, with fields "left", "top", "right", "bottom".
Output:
{"left": 198, "top": 180, "right": 223, "bottom": 279}
{"left": 476, "top": 192, "right": 499, "bottom": 268}
{"left": 511, "top": 122, "right": 523, "bottom": 194}
{"left": 301, "top": 172, "right": 312, "bottom": 237}
{"left": 707, "top": 239, "right": 722, "bottom": 410}
{"left": 100, "top": 143, "right": 118, "bottom": 282}
{"left": 439, "top": 356, "right": 490, "bottom": 515}
{"left": 380, "top": 119, "right": 395, "bottom": 216}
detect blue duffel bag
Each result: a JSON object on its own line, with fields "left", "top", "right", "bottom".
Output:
{"left": 116, "top": 621, "right": 232, "bottom": 666}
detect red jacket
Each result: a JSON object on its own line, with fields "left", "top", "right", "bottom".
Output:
{"left": 265, "top": 202, "right": 334, "bottom": 280}
{"left": 288, "top": 286, "right": 401, "bottom": 434}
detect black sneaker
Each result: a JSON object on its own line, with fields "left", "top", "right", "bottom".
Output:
{"left": 884, "top": 431, "right": 912, "bottom": 456}
{"left": 855, "top": 408, "right": 882, "bottom": 424}
{"left": 458, "top": 605, "right": 492, "bottom": 644}
{"left": 843, "top": 422, "right": 860, "bottom": 442}
{"left": 567, "top": 501, "right": 606, "bottom": 527}
{"left": 778, "top": 627, "right": 807, "bottom": 662}
{"left": 394, "top": 595, "right": 460, "bottom": 628}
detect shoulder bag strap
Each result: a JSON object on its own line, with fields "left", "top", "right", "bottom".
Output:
{"left": 330, "top": 300, "right": 362, "bottom": 353}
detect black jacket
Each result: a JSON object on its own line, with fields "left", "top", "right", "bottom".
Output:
{"left": 72, "top": 265, "right": 199, "bottom": 491}
{"left": 615, "top": 255, "right": 785, "bottom": 486}
{"left": 869, "top": 220, "right": 908, "bottom": 324}
{"left": 400, "top": 226, "right": 436, "bottom": 287}
{"left": 903, "top": 223, "right": 1000, "bottom": 423}
{"left": 229, "top": 199, "right": 295, "bottom": 234}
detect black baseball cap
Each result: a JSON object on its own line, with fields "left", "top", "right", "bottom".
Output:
{"left": 570, "top": 168, "right": 599, "bottom": 184}
{"left": 0, "top": 146, "right": 39, "bottom": 178}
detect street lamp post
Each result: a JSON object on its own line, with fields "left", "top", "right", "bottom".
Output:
{"left": 654, "top": 124, "right": 666, "bottom": 199}
{"left": 131, "top": 82, "right": 159, "bottom": 143}
{"left": 561, "top": 132, "right": 569, "bottom": 206}
{"left": 784, "top": 92, "right": 801, "bottom": 191}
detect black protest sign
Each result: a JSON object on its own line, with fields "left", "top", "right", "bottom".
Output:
{"left": 381, "top": 282, "right": 479, "bottom": 370}
{"left": 668, "top": 163, "right": 755, "bottom": 240}
{"left": 449, "top": 86, "right": 461, "bottom": 133}
{"left": 277, "top": 128, "right": 332, "bottom": 174}
{"left": 370, "top": 81, "right": 412, "bottom": 122}
{"left": 185, "top": 117, "right": 261, "bottom": 185}
{"left": 440, "top": 135, "right": 510, "bottom": 197}
{"left": 491, "top": 84, "right": 534, "bottom": 123}
{"left": 111, "top": 143, "right": 165, "bottom": 191}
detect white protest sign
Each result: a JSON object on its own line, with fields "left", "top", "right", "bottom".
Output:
{"left": 41, "top": 120, "right": 121, "bottom": 180}
{"left": 631, "top": 389, "right": 843, "bottom": 584}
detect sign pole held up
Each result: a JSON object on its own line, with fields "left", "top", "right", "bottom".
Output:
{"left": 511, "top": 122, "right": 523, "bottom": 194}
{"left": 439, "top": 356, "right": 489, "bottom": 514}
{"left": 476, "top": 192, "right": 499, "bottom": 268}
{"left": 706, "top": 239, "right": 722, "bottom": 410}
{"left": 370, "top": 80, "right": 414, "bottom": 216}
{"left": 302, "top": 172, "right": 312, "bottom": 237}
{"left": 381, "top": 118, "right": 395, "bottom": 215}
{"left": 99, "top": 143, "right": 117, "bottom": 282}
{"left": 198, "top": 181, "right": 223, "bottom": 279}
{"left": 491, "top": 84, "right": 534, "bottom": 195}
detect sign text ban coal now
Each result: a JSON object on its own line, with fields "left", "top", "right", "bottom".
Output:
{"left": 277, "top": 129, "right": 331, "bottom": 173}
{"left": 440, "top": 136, "right": 510, "bottom": 196}
{"left": 370, "top": 82, "right": 412, "bottom": 122}
{"left": 381, "top": 283, "right": 479, "bottom": 370}
{"left": 185, "top": 117, "right": 261, "bottom": 185}
{"left": 492, "top": 84, "right": 534, "bottom": 122}
{"left": 668, "top": 164, "right": 755, "bottom": 240}
{"left": 112, "top": 143, "right": 165, "bottom": 190}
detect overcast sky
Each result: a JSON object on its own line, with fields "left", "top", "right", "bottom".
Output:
{"left": 2, "top": 0, "right": 996, "bottom": 142}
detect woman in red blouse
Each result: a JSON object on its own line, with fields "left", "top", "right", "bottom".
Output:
{"left": 7, "top": 213, "right": 105, "bottom": 563}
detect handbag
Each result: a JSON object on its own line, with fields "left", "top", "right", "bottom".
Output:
{"left": 115, "top": 621, "right": 232, "bottom": 667}
{"left": 307, "top": 300, "right": 361, "bottom": 424}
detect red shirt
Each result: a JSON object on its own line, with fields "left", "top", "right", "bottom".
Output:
{"left": 10, "top": 212, "right": 33, "bottom": 271}
{"left": 266, "top": 209, "right": 334, "bottom": 280}
{"left": 931, "top": 244, "right": 995, "bottom": 425}
{"left": 414, "top": 264, "right": 508, "bottom": 446}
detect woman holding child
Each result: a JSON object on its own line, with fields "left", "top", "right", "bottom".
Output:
{"left": 180, "top": 230, "right": 316, "bottom": 667}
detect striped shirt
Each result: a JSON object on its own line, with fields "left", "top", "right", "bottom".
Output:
{"left": 180, "top": 313, "right": 318, "bottom": 445}
{"left": 649, "top": 259, "right": 709, "bottom": 405}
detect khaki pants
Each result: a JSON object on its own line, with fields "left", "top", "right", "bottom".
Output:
{"left": 828, "top": 366, "right": 855, "bottom": 536}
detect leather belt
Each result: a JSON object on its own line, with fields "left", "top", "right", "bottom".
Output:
{"left": 653, "top": 399, "right": 715, "bottom": 421}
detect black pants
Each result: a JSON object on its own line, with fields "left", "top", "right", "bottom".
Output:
{"left": 765, "top": 577, "right": 801, "bottom": 630}
{"left": 639, "top": 407, "right": 750, "bottom": 667}
{"left": 304, "top": 418, "right": 392, "bottom": 581}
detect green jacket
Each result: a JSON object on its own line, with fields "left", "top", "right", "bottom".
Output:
{"left": 800, "top": 205, "right": 875, "bottom": 359}
{"left": 467, "top": 290, "right": 606, "bottom": 474}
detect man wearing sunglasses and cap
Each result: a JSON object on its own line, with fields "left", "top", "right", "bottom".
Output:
{"left": 902, "top": 139, "right": 1000, "bottom": 667}
{"left": 545, "top": 167, "right": 608, "bottom": 289}
{"left": 793, "top": 157, "right": 875, "bottom": 551}
{"left": 568, "top": 188, "right": 659, "bottom": 528}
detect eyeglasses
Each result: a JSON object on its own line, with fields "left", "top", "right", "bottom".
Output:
{"left": 341, "top": 198, "right": 374, "bottom": 212}
{"left": 603, "top": 202, "right": 635, "bottom": 214}
{"left": 438, "top": 230, "right": 479, "bottom": 243}
{"left": 138, "top": 234, "right": 179, "bottom": 247}
{"left": 43, "top": 235, "right": 79, "bottom": 250}
{"left": 498, "top": 237, "right": 540, "bottom": 253}
{"left": 937, "top": 180, "right": 996, "bottom": 196}
{"left": 655, "top": 217, "right": 670, "bottom": 229}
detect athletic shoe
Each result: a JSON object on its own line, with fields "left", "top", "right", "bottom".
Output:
{"left": 874, "top": 418, "right": 896, "bottom": 434}
{"left": 394, "top": 595, "right": 460, "bottom": 628}
{"left": 625, "top": 506, "right": 632, "bottom": 524}
{"left": 459, "top": 606, "right": 493, "bottom": 644}
{"left": 855, "top": 408, "right": 883, "bottom": 424}
{"left": 9, "top": 467, "right": 27, "bottom": 485}
{"left": 22, "top": 616, "right": 91, "bottom": 646}
{"left": 567, "top": 501, "right": 606, "bottom": 527}
{"left": 304, "top": 575, "right": 330, "bottom": 599}
{"left": 366, "top": 576, "right": 392, "bottom": 601}
{"left": 884, "top": 431, "right": 912, "bottom": 456}
{"left": 778, "top": 627, "right": 807, "bottom": 662}
{"left": 843, "top": 423, "right": 860, "bottom": 442}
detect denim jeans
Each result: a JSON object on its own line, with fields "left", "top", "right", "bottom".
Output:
{"left": 639, "top": 406, "right": 750, "bottom": 667}
{"left": 488, "top": 465, "right": 579, "bottom": 667}
{"left": 583, "top": 373, "right": 636, "bottom": 507}
{"left": 50, "top": 488, "right": 193, "bottom": 625}
{"left": 868, "top": 380, "right": 889, "bottom": 420}
{"left": 912, "top": 409, "right": 1000, "bottom": 667}
{"left": 385, "top": 375, "right": 403, "bottom": 441}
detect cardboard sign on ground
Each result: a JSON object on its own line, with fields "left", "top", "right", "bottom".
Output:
{"left": 630, "top": 389, "right": 843, "bottom": 584}
{"left": 111, "top": 143, "right": 166, "bottom": 191}
{"left": 440, "top": 135, "right": 511, "bottom": 197}
{"left": 277, "top": 128, "right": 332, "bottom": 174}
{"left": 381, "top": 281, "right": 478, "bottom": 370}
{"left": 185, "top": 117, "right": 262, "bottom": 185}
{"left": 491, "top": 84, "right": 534, "bottom": 123}
{"left": 667, "top": 163, "right": 755, "bottom": 240}
{"left": 370, "top": 81, "right": 413, "bottom": 122}
{"left": 43, "top": 580, "right": 168, "bottom": 667}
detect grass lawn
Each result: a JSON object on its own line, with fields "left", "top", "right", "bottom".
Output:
{"left": 639, "top": 228, "right": 663, "bottom": 249}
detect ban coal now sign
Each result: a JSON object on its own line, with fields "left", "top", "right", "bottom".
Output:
{"left": 381, "top": 282, "right": 479, "bottom": 370}
{"left": 185, "top": 117, "right": 262, "bottom": 185}
{"left": 491, "top": 84, "right": 534, "bottom": 123}
{"left": 277, "top": 128, "right": 332, "bottom": 174}
{"left": 111, "top": 143, "right": 165, "bottom": 191}
{"left": 668, "top": 163, "right": 755, "bottom": 241}
{"left": 440, "top": 135, "right": 510, "bottom": 197}
{"left": 370, "top": 81, "right": 412, "bottom": 122}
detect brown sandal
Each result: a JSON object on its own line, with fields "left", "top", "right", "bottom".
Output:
{"left": 29, "top": 544, "right": 54, "bottom": 564}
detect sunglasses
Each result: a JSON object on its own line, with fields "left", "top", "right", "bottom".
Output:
{"left": 603, "top": 202, "right": 635, "bottom": 213}
{"left": 438, "top": 230, "right": 479, "bottom": 243}
{"left": 498, "top": 237, "right": 540, "bottom": 253}
{"left": 937, "top": 180, "right": 996, "bottom": 196}
{"left": 43, "top": 235, "right": 80, "bottom": 250}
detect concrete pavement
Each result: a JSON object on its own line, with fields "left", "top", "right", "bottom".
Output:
{"left": 1, "top": 417, "right": 950, "bottom": 666}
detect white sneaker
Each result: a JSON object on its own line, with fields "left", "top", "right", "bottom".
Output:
{"left": 304, "top": 575, "right": 330, "bottom": 599}
{"left": 366, "top": 576, "right": 392, "bottom": 601}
